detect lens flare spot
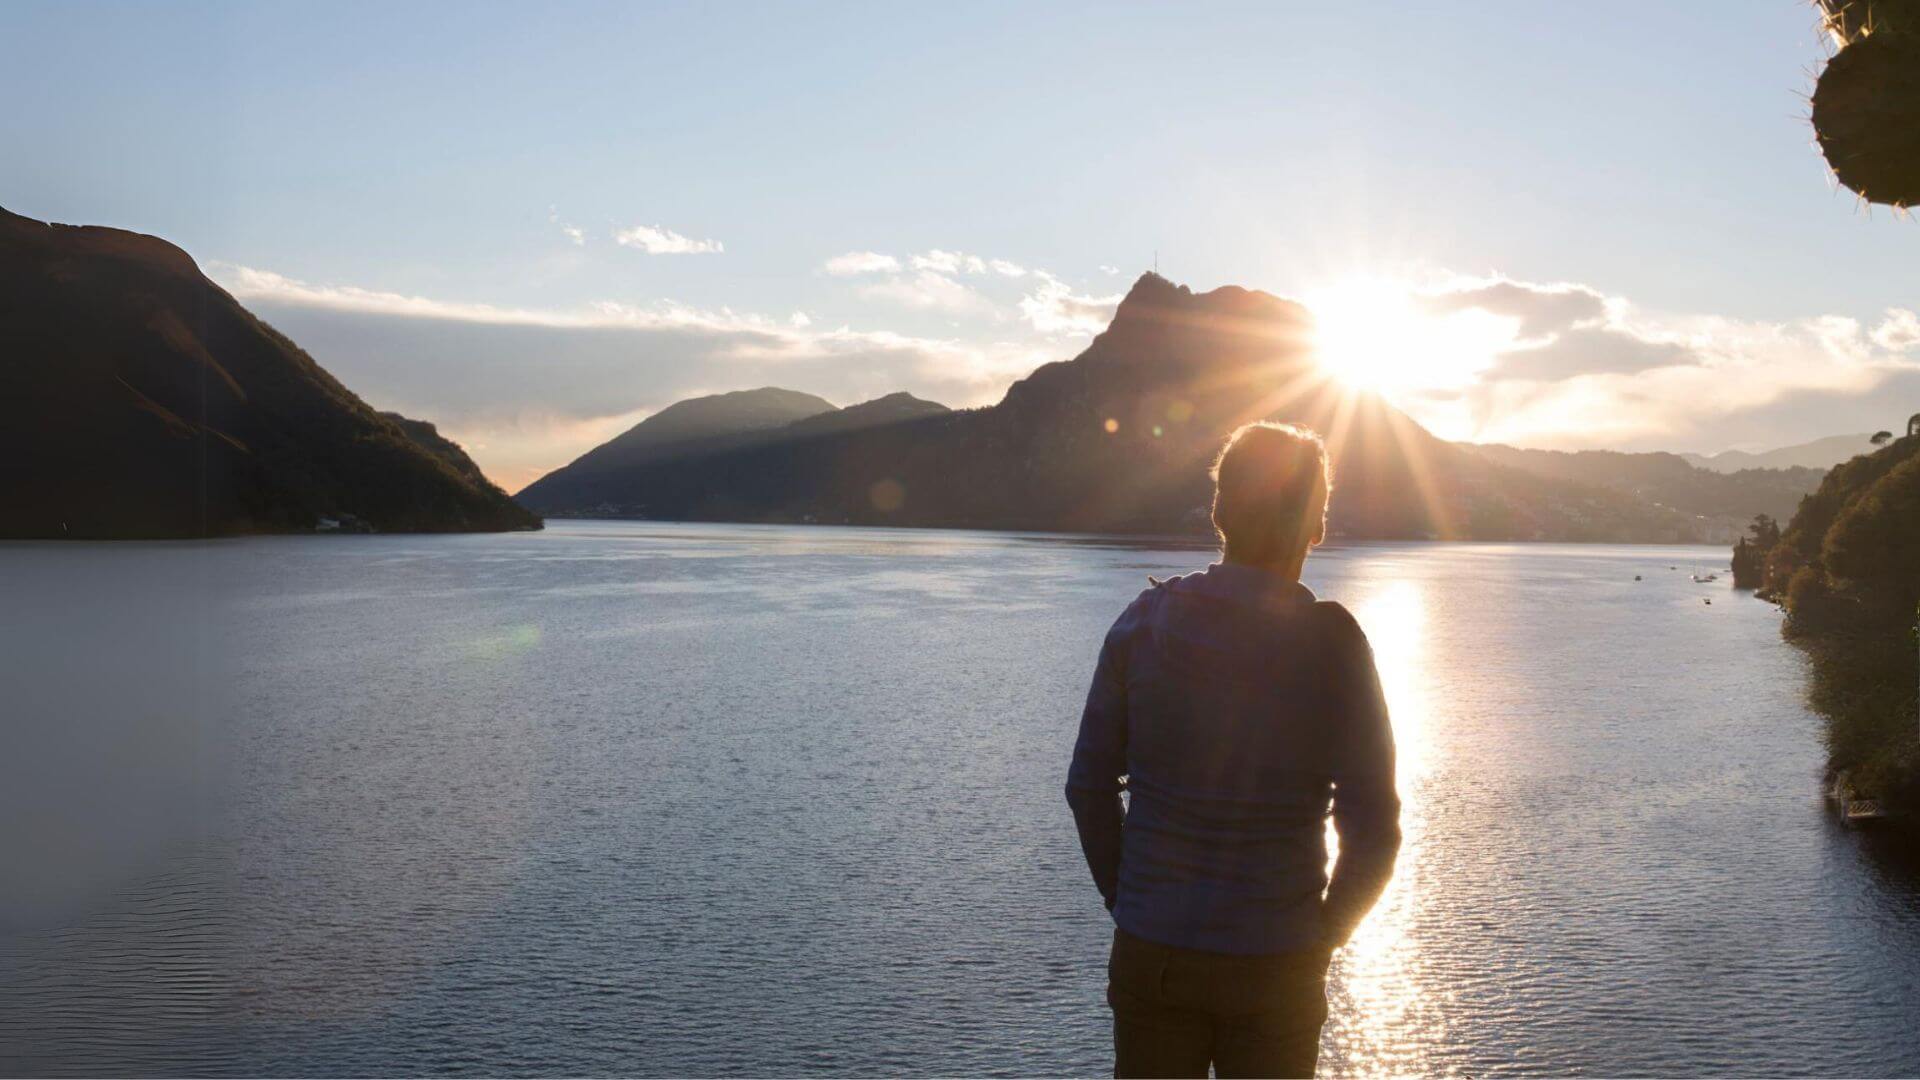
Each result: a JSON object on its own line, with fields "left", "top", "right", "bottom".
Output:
{"left": 465, "top": 623, "right": 543, "bottom": 660}
{"left": 1103, "top": 418, "right": 1119, "bottom": 434}
{"left": 868, "top": 478, "right": 906, "bottom": 512}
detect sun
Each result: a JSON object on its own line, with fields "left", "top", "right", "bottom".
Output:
{"left": 1305, "top": 276, "right": 1504, "bottom": 397}
{"left": 1306, "top": 277, "right": 1437, "bottom": 393}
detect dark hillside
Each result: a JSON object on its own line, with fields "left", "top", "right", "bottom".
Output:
{"left": 1469, "top": 444, "right": 1824, "bottom": 538}
{"left": 0, "top": 207, "right": 538, "bottom": 538}
{"left": 1747, "top": 433, "right": 1920, "bottom": 817}
{"left": 516, "top": 388, "right": 954, "bottom": 512}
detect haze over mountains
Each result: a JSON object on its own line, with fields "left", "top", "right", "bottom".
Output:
{"left": 517, "top": 274, "right": 1820, "bottom": 543}
{"left": 1680, "top": 434, "right": 1881, "bottom": 474}
{"left": 1466, "top": 444, "right": 1822, "bottom": 533}
{"left": 0, "top": 208, "right": 537, "bottom": 538}
{"left": 2, "top": 207, "right": 1835, "bottom": 543}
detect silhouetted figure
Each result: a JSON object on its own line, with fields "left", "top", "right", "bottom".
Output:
{"left": 1066, "top": 422, "right": 1401, "bottom": 1079}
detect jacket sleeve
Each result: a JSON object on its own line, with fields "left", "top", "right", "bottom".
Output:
{"left": 1321, "top": 604, "right": 1402, "bottom": 947}
{"left": 1064, "top": 603, "right": 1135, "bottom": 911}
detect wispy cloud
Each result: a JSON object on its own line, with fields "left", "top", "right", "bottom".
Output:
{"left": 1871, "top": 308, "right": 1920, "bottom": 352}
{"left": 859, "top": 270, "right": 992, "bottom": 314}
{"left": 911, "top": 249, "right": 987, "bottom": 275}
{"left": 822, "top": 251, "right": 900, "bottom": 275}
{"left": 1020, "top": 272, "right": 1121, "bottom": 335}
{"left": 613, "top": 223, "right": 723, "bottom": 255}
{"left": 548, "top": 207, "right": 585, "bottom": 246}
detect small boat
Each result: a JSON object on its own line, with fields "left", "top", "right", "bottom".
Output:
{"left": 1691, "top": 572, "right": 1718, "bottom": 583}
{"left": 1845, "top": 798, "right": 1888, "bottom": 824}
{"left": 1830, "top": 772, "right": 1890, "bottom": 827}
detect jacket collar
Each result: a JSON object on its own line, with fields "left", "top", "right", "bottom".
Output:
{"left": 1188, "top": 561, "right": 1317, "bottom": 607}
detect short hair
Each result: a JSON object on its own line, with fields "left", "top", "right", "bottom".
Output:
{"left": 1210, "top": 422, "right": 1330, "bottom": 564}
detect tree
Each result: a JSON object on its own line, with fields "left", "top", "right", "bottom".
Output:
{"left": 1872, "top": 430, "right": 1894, "bottom": 446}
{"left": 1825, "top": 453, "right": 1920, "bottom": 593}
{"left": 1747, "top": 513, "right": 1782, "bottom": 548}
{"left": 1909, "top": 413, "right": 1920, "bottom": 438}
{"left": 1811, "top": 1, "right": 1920, "bottom": 209}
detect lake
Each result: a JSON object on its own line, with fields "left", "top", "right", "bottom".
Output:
{"left": 4, "top": 521, "right": 1918, "bottom": 1076}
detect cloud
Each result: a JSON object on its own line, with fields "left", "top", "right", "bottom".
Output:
{"left": 1020, "top": 272, "right": 1121, "bottom": 335}
{"left": 1872, "top": 308, "right": 1920, "bottom": 352}
{"left": 548, "top": 207, "right": 585, "bottom": 246}
{"left": 1421, "top": 279, "right": 1606, "bottom": 339}
{"left": 859, "top": 270, "right": 993, "bottom": 313}
{"left": 1098, "top": 265, "right": 1121, "bottom": 276}
{"left": 911, "top": 249, "right": 988, "bottom": 275}
{"left": 822, "top": 251, "right": 900, "bottom": 275}
{"left": 210, "top": 263, "right": 1055, "bottom": 490}
{"left": 1487, "top": 325, "right": 1694, "bottom": 380}
{"left": 1449, "top": 302, "right": 1919, "bottom": 452}
{"left": 1412, "top": 275, "right": 1694, "bottom": 384}
{"left": 613, "top": 223, "right": 723, "bottom": 255}
{"left": 990, "top": 259, "right": 1027, "bottom": 278}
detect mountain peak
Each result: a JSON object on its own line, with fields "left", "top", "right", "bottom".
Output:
{"left": 1109, "top": 272, "right": 1308, "bottom": 333}
{"left": 1111, "top": 272, "right": 1189, "bottom": 320}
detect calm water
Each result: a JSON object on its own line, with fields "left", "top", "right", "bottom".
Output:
{"left": 4, "top": 522, "right": 1919, "bottom": 1076}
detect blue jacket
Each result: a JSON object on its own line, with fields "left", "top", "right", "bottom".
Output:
{"left": 1065, "top": 562, "right": 1401, "bottom": 955}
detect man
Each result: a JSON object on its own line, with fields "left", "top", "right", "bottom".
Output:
{"left": 1065, "top": 422, "right": 1401, "bottom": 1079}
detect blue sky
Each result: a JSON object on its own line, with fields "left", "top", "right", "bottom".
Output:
{"left": 5, "top": 1, "right": 1915, "bottom": 488}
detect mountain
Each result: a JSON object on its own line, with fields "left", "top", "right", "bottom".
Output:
{"left": 517, "top": 273, "right": 1711, "bottom": 541}
{"left": 783, "top": 391, "right": 949, "bottom": 437}
{"left": 517, "top": 389, "right": 948, "bottom": 512}
{"left": 1466, "top": 444, "right": 1825, "bottom": 539}
{"left": 1681, "top": 434, "right": 1880, "bottom": 473}
{"left": 582, "top": 386, "right": 838, "bottom": 462}
{"left": 0, "top": 207, "right": 539, "bottom": 538}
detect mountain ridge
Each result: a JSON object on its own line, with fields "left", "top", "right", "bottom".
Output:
{"left": 516, "top": 388, "right": 952, "bottom": 508}
{"left": 0, "top": 207, "right": 539, "bottom": 538}
{"left": 1680, "top": 433, "right": 1880, "bottom": 474}
{"left": 516, "top": 273, "right": 1732, "bottom": 541}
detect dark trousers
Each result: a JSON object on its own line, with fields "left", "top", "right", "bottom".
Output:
{"left": 1107, "top": 928, "right": 1330, "bottom": 1079}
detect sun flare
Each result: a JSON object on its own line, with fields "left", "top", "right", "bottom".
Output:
{"left": 1306, "top": 277, "right": 1508, "bottom": 399}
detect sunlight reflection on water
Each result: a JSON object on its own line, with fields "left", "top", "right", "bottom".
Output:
{"left": 1325, "top": 575, "right": 1443, "bottom": 1077}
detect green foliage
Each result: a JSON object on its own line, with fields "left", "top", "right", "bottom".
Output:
{"left": 1825, "top": 453, "right": 1920, "bottom": 595}
{"left": 1768, "top": 433, "right": 1920, "bottom": 587}
{"left": 1785, "top": 566, "right": 1833, "bottom": 622}
{"left": 1733, "top": 513, "right": 1780, "bottom": 588}
{"left": 1765, "top": 424, "right": 1920, "bottom": 816}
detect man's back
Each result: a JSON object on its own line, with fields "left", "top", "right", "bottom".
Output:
{"left": 1065, "top": 563, "right": 1401, "bottom": 956}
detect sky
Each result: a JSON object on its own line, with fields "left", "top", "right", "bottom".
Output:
{"left": 4, "top": 1, "right": 1916, "bottom": 491}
